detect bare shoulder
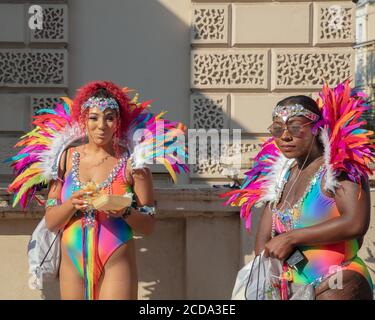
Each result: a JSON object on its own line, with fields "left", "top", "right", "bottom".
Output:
{"left": 335, "top": 172, "right": 369, "bottom": 196}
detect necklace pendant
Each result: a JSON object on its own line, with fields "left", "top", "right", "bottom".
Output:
{"left": 83, "top": 210, "right": 95, "bottom": 227}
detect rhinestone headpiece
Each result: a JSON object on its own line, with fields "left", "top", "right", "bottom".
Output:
{"left": 82, "top": 96, "right": 119, "bottom": 112}
{"left": 272, "top": 104, "right": 320, "bottom": 122}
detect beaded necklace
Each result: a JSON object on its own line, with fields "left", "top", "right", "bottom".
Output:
{"left": 71, "top": 150, "right": 128, "bottom": 225}
{"left": 271, "top": 164, "right": 325, "bottom": 237}
{"left": 71, "top": 151, "right": 127, "bottom": 191}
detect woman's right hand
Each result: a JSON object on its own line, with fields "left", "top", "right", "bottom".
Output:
{"left": 68, "top": 190, "right": 93, "bottom": 211}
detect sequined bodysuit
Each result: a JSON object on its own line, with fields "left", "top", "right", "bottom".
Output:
{"left": 272, "top": 164, "right": 373, "bottom": 290}
{"left": 60, "top": 148, "right": 133, "bottom": 300}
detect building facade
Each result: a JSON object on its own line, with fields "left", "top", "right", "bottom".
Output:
{"left": 356, "top": 0, "right": 375, "bottom": 128}
{"left": 0, "top": 0, "right": 374, "bottom": 299}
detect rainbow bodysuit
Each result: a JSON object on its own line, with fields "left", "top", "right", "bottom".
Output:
{"left": 60, "top": 148, "right": 133, "bottom": 300}
{"left": 272, "top": 164, "right": 373, "bottom": 292}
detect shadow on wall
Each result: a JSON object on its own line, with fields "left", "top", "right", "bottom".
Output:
{"left": 68, "top": 0, "right": 190, "bottom": 124}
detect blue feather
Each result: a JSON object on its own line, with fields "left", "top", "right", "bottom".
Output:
{"left": 352, "top": 129, "right": 367, "bottom": 135}
{"left": 35, "top": 109, "right": 57, "bottom": 115}
{"left": 63, "top": 102, "right": 70, "bottom": 116}
{"left": 3, "top": 153, "right": 29, "bottom": 163}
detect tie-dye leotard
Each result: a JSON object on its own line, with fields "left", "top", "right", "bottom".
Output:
{"left": 60, "top": 148, "right": 133, "bottom": 300}
{"left": 272, "top": 164, "right": 373, "bottom": 292}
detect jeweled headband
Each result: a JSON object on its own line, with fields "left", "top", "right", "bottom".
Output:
{"left": 272, "top": 104, "right": 320, "bottom": 122}
{"left": 82, "top": 96, "right": 119, "bottom": 112}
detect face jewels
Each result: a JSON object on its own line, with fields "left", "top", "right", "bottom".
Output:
{"left": 272, "top": 104, "right": 320, "bottom": 123}
{"left": 82, "top": 96, "right": 120, "bottom": 112}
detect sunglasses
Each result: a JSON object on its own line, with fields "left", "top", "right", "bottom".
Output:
{"left": 267, "top": 121, "right": 314, "bottom": 138}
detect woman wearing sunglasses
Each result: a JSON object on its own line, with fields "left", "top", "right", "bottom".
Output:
{"left": 224, "top": 81, "right": 374, "bottom": 299}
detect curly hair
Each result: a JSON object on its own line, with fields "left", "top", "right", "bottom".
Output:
{"left": 71, "top": 80, "right": 134, "bottom": 156}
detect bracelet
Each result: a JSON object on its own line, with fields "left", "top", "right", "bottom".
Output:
{"left": 137, "top": 205, "right": 156, "bottom": 217}
{"left": 45, "top": 198, "right": 61, "bottom": 208}
{"left": 122, "top": 206, "right": 132, "bottom": 220}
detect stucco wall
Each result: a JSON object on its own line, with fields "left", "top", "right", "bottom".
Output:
{"left": 190, "top": 0, "right": 356, "bottom": 183}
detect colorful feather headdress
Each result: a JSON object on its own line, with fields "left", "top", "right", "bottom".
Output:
{"left": 317, "top": 81, "right": 374, "bottom": 192}
{"left": 5, "top": 88, "right": 188, "bottom": 209}
{"left": 221, "top": 80, "right": 375, "bottom": 230}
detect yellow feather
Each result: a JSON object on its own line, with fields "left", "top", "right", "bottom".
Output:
{"left": 13, "top": 174, "right": 47, "bottom": 207}
{"left": 157, "top": 157, "right": 177, "bottom": 183}
{"left": 13, "top": 165, "right": 42, "bottom": 183}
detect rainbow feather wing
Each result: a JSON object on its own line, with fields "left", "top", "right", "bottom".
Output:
{"left": 126, "top": 92, "right": 189, "bottom": 182}
{"left": 5, "top": 97, "right": 82, "bottom": 208}
{"left": 317, "top": 80, "right": 375, "bottom": 190}
{"left": 220, "top": 138, "right": 282, "bottom": 230}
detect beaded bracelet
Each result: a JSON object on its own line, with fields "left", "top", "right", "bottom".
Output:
{"left": 45, "top": 198, "right": 61, "bottom": 208}
{"left": 138, "top": 205, "right": 156, "bottom": 217}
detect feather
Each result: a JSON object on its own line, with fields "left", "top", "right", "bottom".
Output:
{"left": 125, "top": 92, "right": 188, "bottom": 180}
{"left": 220, "top": 138, "right": 292, "bottom": 230}
{"left": 6, "top": 96, "right": 82, "bottom": 208}
{"left": 317, "top": 80, "right": 375, "bottom": 192}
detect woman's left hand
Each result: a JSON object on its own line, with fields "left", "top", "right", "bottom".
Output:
{"left": 264, "top": 232, "right": 295, "bottom": 261}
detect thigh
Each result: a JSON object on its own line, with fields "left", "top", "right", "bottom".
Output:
{"left": 98, "top": 239, "right": 138, "bottom": 300}
{"left": 315, "top": 270, "right": 373, "bottom": 300}
{"left": 59, "top": 246, "right": 84, "bottom": 300}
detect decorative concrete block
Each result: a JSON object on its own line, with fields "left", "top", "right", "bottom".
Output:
{"left": 191, "top": 4, "right": 228, "bottom": 44}
{"left": 30, "top": 95, "right": 66, "bottom": 115}
{"left": 0, "top": 49, "right": 68, "bottom": 87}
{"left": 29, "top": 4, "right": 68, "bottom": 43}
{"left": 313, "top": 2, "right": 355, "bottom": 45}
{"left": 191, "top": 49, "right": 268, "bottom": 89}
{"left": 190, "top": 138, "right": 261, "bottom": 178}
{"left": 271, "top": 48, "right": 354, "bottom": 89}
{"left": 190, "top": 94, "right": 229, "bottom": 130}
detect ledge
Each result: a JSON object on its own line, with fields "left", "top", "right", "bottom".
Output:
{"left": 0, "top": 186, "right": 239, "bottom": 219}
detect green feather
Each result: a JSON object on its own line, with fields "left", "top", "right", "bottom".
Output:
{"left": 13, "top": 174, "right": 47, "bottom": 207}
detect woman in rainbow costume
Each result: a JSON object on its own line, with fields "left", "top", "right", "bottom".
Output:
{"left": 223, "top": 81, "right": 374, "bottom": 299}
{"left": 6, "top": 81, "right": 188, "bottom": 300}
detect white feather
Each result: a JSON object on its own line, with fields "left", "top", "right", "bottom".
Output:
{"left": 37, "top": 122, "right": 85, "bottom": 180}
{"left": 320, "top": 128, "right": 338, "bottom": 192}
{"left": 259, "top": 154, "right": 293, "bottom": 204}
{"left": 128, "top": 143, "right": 151, "bottom": 169}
